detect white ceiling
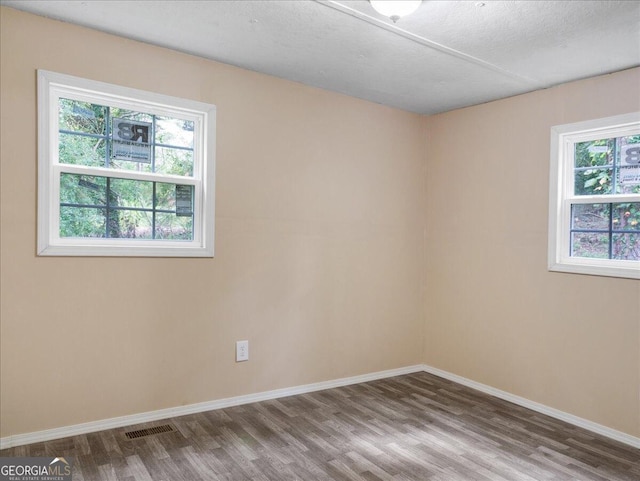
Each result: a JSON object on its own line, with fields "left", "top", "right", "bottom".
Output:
{"left": 2, "top": 0, "right": 639, "bottom": 114}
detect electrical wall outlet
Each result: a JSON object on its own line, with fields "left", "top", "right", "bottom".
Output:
{"left": 236, "top": 340, "right": 249, "bottom": 362}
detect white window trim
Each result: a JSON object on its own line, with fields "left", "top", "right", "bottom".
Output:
{"left": 37, "top": 70, "right": 216, "bottom": 257}
{"left": 548, "top": 112, "right": 640, "bottom": 279}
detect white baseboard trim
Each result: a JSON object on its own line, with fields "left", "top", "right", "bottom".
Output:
{"left": 3, "top": 363, "right": 638, "bottom": 450}
{"left": 421, "top": 364, "right": 640, "bottom": 449}
{"left": 0, "top": 364, "right": 424, "bottom": 450}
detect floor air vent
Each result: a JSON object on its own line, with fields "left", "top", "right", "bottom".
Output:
{"left": 124, "top": 424, "right": 175, "bottom": 439}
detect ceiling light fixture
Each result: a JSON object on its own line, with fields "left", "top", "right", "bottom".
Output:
{"left": 369, "top": 0, "right": 422, "bottom": 23}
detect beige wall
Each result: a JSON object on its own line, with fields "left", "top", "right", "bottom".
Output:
{"left": 424, "top": 68, "right": 640, "bottom": 437}
{"left": 0, "top": 8, "right": 426, "bottom": 438}
{"left": 1, "top": 7, "right": 638, "bottom": 442}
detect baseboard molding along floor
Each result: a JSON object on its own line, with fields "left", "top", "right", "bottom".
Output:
{"left": 1, "top": 364, "right": 638, "bottom": 450}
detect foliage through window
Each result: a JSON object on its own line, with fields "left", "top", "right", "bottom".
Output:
{"left": 549, "top": 113, "right": 640, "bottom": 279}
{"left": 38, "top": 71, "right": 216, "bottom": 256}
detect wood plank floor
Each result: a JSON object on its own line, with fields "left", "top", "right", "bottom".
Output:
{"left": 1, "top": 372, "right": 638, "bottom": 480}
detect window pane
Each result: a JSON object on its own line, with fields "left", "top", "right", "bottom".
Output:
{"left": 109, "top": 108, "right": 152, "bottom": 124}
{"left": 156, "top": 116, "right": 194, "bottom": 148}
{"left": 612, "top": 233, "right": 640, "bottom": 260}
{"left": 618, "top": 137, "right": 640, "bottom": 194}
{"left": 60, "top": 174, "right": 107, "bottom": 206}
{"left": 155, "top": 147, "right": 193, "bottom": 176}
{"left": 60, "top": 206, "right": 106, "bottom": 238}
{"left": 575, "top": 139, "right": 613, "bottom": 168}
{"left": 571, "top": 204, "right": 609, "bottom": 230}
{"left": 108, "top": 178, "right": 153, "bottom": 209}
{"left": 612, "top": 202, "right": 640, "bottom": 231}
{"left": 154, "top": 182, "right": 194, "bottom": 212}
{"left": 154, "top": 182, "right": 175, "bottom": 211}
{"left": 59, "top": 98, "right": 106, "bottom": 135}
{"left": 155, "top": 213, "right": 193, "bottom": 240}
{"left": 59, "top": 132, "right": 107, "bottom": 167}
{"left": 60, "top": 176, "right": 196, "bottom": 240}
{"left": 110, "top": 118, "right": 152, "bottom": 166}
{"left": 575, "top": 168, "right": 613, "bottom": 196}
{"left": 569, "top": 203, "right": 639, "bottom": 260}
{"left": 109, "top": 210, "right": 153, "bottom": 239}
{"left": 575, "top": 136, "right": 640, "bottom": 196}
{"left": 571, "top": 232, "right": 609, "bottom": 258}
{"left": 108, "top": 157, "right": 152, "bottom": 173}
{"left": 617, "top": 167, "right": 640, "bottom": 194}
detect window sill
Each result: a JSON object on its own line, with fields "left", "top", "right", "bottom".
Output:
{"left": 38, "top": 241, "right": 213, "bottom": 258}
{"left": 548, "top": 259, "right": 640, "bottom": 280}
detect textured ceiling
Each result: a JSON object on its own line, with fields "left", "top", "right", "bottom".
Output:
{"left": 2, "top": 0, "right": 639, "bottom": 114}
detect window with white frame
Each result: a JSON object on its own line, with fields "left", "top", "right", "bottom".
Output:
{"left": 549, "top": 112, "right": 640, "bottom": 279}
{"left": 37, "top": 70, "right": 216, "bottom": 257}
